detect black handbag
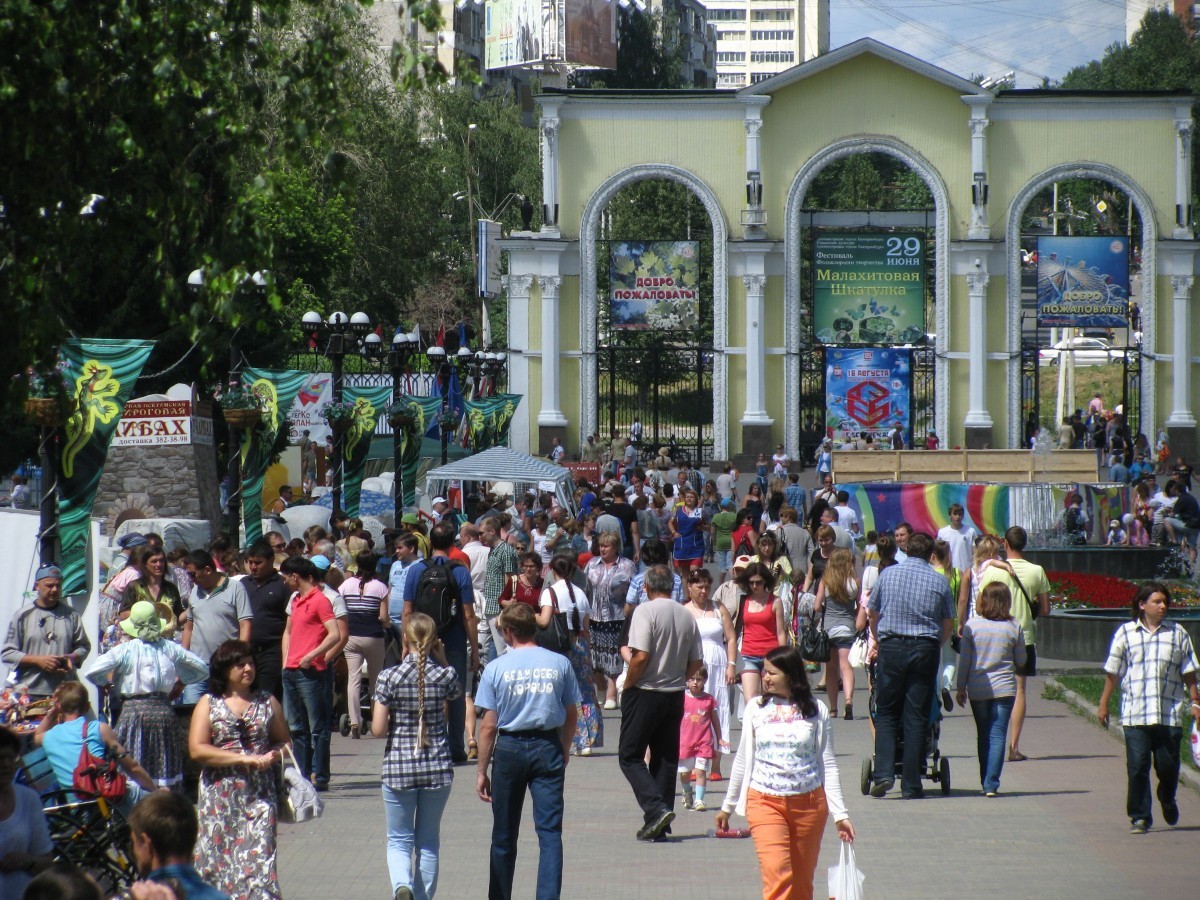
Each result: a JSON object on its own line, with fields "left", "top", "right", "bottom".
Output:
{"left": 799, "top": 606, "right": 830, "bottom": 663}
{"left": 535, "top": 582, "right": 578, "bottom": 656}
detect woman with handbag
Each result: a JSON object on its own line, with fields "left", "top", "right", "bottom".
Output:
{"left": 539, "top": 554, "right": 602, "bottom": 755}
{"left": 83, "top": 600, "right": 208, "bottom": 788}
{"left": 715, "top": 646, "right": 855, "bottom": 900}
{"left": 190, "top": 639, "right": 291, "bottom": 900}
{"left": 497, "top": 552, "right": 545, "bottom": 610}
{"left": 736, "top": 563, "right": 788, "bottom": 713}
{"left": 813, "top": 549, "right": 861, "bottom": 720}
{"left": 372, "top": 612, "right": 461, "bottom": 900}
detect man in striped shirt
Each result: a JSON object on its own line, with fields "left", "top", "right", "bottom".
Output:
{"left": 1098, "top": 581, "right": 1199, "bottom": 834}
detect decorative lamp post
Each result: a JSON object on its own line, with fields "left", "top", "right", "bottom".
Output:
{"left": 426, "top": 344, "right": 451, "bottom": 465}
{"left": 388, "top": 329, "right": 421, "bottom": 523}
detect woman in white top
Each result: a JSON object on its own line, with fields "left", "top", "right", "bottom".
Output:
{"left": 716, "top": 645, "right": 854, "bottom": 900}
{"left": 537, "top": 555, "right": 602, "bottom": 755}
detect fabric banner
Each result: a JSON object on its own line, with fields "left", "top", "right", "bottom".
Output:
{"left": 1035, "top": 236, "right": 1130, "bottom": 328}
{"left": 463, "top": 396, "right": 502, "bottom": 453}
{"left": 239, "top": 368, "right": 308, "bottom": 545}
{"left": 57, "top": 338, "right": 156, "bottom": 594}
{"left": 813, "top": 232, "right": 926, "bottom": 344}
{"left": 610, "top": 241, "right": 699, "bottom": 330}
{"left": 825, "top": 348, "right": 910, "bottom": 446}
{"left": 341, "top": 384, "right": 392, "bottom": 518}
{"left": 842, "top": 483, "right": 1010, "bottom": 539}
{"left": 493, "top": 394, "right": 522, "bottom": 446}
{"left": 398, "top": 396, "right": 444, "bottom": 510}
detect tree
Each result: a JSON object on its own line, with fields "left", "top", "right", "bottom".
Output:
{"left": 574, "top": 8, "right": 687, "bottom": 89}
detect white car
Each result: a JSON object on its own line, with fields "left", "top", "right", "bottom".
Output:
{"left": 1038, "top": 337, "right": 1125, "bottom": 367}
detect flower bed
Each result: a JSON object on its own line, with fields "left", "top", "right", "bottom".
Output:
{"left": 1048, "top": 570, "right": 1200, "bottom": 610}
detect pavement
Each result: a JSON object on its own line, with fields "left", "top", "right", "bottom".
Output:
{"left": 277, "top": 674, "right": 1200, "bottom": 899}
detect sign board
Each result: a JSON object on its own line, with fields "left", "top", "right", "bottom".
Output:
{"left": 610, "top": 240, "right": 700, "bottom": 330}
{"left": 288, "top": 372, "right": 334, "bottom": 445}
{"left": 1035, "top": 235, "right": 1130, "bottom": 328}
{"left": 561, "top": 461, "right": 602, "bottom": 485}
{"left": 813, "top": 233, "right": 926, "bottom": 345}
{"left": 111, "top": 399, "right": 213, "bottom": 447}
{"left": 485, "top": 0, "right": 543, "bottom": 70}
{"left": 478, "top": 218, "right": 503, "bottom": 298}
{"left": 825, "top": 347, "right": 910, "bottom": 447}
{"left": 564, "top": 0, "right": 617, "bottom": 69}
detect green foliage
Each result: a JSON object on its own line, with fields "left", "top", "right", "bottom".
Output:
{"left": 576, "top": 9, "right": 687, "bottom": 89}
{"left": 806, "top": 153, "right": 932, "bottom": 211}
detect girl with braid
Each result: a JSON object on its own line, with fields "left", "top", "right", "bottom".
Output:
{"left": 372, "top": 612, "right": 461, "bottom": 900}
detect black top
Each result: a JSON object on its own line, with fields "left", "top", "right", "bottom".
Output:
{"left": 244, "top": 571, "right": 290, "bottom": 647}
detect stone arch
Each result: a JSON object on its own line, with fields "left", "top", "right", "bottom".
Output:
{"left": 1005, "top": 163, "right": 1158, "bottom": 447}
{"left": 579, "top": 165, "right": 730, "bottom": 460}
{"left": 783, "top": 137, "right": 952, "bottom": 452}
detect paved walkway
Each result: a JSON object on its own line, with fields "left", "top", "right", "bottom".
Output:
{"left": 277, "top": 675, "right": 1198, "bottom": 898}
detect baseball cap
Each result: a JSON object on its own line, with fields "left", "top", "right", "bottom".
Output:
{"left": 400, "top": 513, "right": 421, "bottom": 526}
{"left": 431, "top": 496, "right": 447, "bottom": 506}
{"left": 733, "top": 555, "right": 753, "bottom": 571}
{"left": 310, "top": 555, "right": 332, "bottom": 571}
{"left": 34, "top": 563, "right": 62, "bottom": 583}
{"left": 118, "top": 533, "right": 148, "bottom": 550}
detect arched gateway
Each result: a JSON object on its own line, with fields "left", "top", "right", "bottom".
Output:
{"left": 502, "top": 39, "right": 1198, "bottom": 464}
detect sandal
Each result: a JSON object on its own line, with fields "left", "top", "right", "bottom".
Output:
{"left": 467, "top": 739, "right": 479, "bottom": 761}
{"left": 1007, "top": 750, "right": 1028, "bottom": 762}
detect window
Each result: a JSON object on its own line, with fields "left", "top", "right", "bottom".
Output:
{"left": 750, "top": 72, "right": 774, "bottom": 83}
{"left": 718, "top": 72, "right": 748, "bottom": 87}
{"left": 752, "top": 9, "right": 793, "bottom": 21}
{"left": 718, "top": 28, "right": 747, "bottom": 40}
{"left": 750, "top": 50, "right": 794, "bottom": 63}
{"left": 751, "top": 29, "right": 794, "bottom": 41}
{"left": 717, "top": 51, "right": 746, "bottom": 63}
{"left": 710, "top": 8, "right": 746, "bottom": 20}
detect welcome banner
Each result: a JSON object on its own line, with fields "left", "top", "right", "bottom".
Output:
{"left": 58, "top": 338, "right": 156, "bottom": 594}
{"left": 1035, "top": 235, "right": 1130, "bottom": 328}
{"left": 341, "top": 384, "right": 392, "bottom": 517}
{"left": 239, "top": 368, "right": 308, "bottom": 544}
{"left": 610, "top": 241, "right": 700, "bottom": 330}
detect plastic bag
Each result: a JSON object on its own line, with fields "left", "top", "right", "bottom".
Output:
{"left": 1191, "top": 721, "right": 1200, "bottom": 769}
{"left": 827, "top": 840, "right": 864, "bottom": 900}
{"left": 848, "top": 634, "right": 869, "bottom": 670}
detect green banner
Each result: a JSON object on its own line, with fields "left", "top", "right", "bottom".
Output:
{"left": 494, "top": 394, "right": 522, "bottom": 445}
{"left": 463, "top": 397, "right": 500, "bottom": 453}
{"left": 58, "top": 338, "right": 156, "bottom": 594}
{"left": 341, "top": 384, "right": 392, "bottom": 517}
{"left": 239, "top": 368, "right": 308, "bottom": 545}
{"left": 398, "top": 396, "right": 443, "bottom": 510}
{"left": 813, "top": 232, "right": 926, "bottom": 345}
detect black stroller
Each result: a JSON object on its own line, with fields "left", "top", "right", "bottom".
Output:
{"left": 858, "top": 659, "right": 951, "bottom": 795}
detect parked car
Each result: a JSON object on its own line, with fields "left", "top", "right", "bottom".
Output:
{"left": 1038, "top": 336, "right": 1125, "bottom": 367}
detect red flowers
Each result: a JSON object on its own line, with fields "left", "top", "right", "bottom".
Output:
{"left": 1047, "top": 571, "right": 1136, "bottom": 610}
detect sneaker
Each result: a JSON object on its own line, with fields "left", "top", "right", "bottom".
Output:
{"left": 869, "top": 779, "right": 893, "bottom": 798}
{"left": 1130, "top": 819, "right": 1149, "bottom": 835}
{"left": 394, "top": 887, "right": 414, "bottom": 900}
{"left": 692, "top": 800, "right": 708, "bottom": 812}
{"left": 682, "top": 784, "right": 694, "bottom": 809}
{"left": 580, "top": 747, "right": 592, "bottom": 757}
{"left": 637, "top": 810, "right": 676, "bottom": 842}
{"left": 1162, "top": 800, "right": 1180, "bottom": 826}
{"left": 603, "top": 699, "right": 618, "bottom": 710}
{"left": 314, "top": 779, "right": 330, "bottom": 792}
{"left": 941, "top": 688, "right": 953, "bottom": 713}
{"left": 985, "top": 791, "right": 998, "bottom": 798}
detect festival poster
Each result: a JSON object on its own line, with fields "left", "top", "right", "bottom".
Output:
{"left": 239, "top": 369, "right": 308, "bottom": 544}
{"left": 340, "top": 385, "right": 392, "bottom": 518}
{"left": 288, "top": 372, "right": 333, "bottom": 445}
{"left": 1035, "top": 235, "right": 1130, "bottom": 328}
{"left": 610, "top": 241, "right": 700, "bottom": 330}
{"left": 825, "top": 347, "right": 910, "bottom": 447}
{"left": 813, "top": 233, "right": 926, "bottom": 344}
{"left": 842, "top": 483, "right": 1010, "bottom": 539}
{"left": 57, "top": 338, "right": 156, "bottom": 594}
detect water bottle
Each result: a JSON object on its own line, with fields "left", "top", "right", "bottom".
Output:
{"left": 707, "top": 827, "right": 752, "bottom": 839}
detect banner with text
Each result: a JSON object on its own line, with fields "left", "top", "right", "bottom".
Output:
{"left": 1035, "top": 235, "right": 1130, "bottom": 328}
{"left": 341, "top": 384, "right": 392, "bottom": 518}
{"left": 813, "top": 232, "right": 926, "bottom": 344}
{"left": 288, "top": 372, "right": 334, "bottom": 445}
{"left": 58, "top": 338, "right": 156, "bottom": 594}
{"left": 610, "top": 241, "right": 700, "bottom": 330}
{"left": 239, "top": 369, "right": 307, "bottom": 545}
{"left": 825, "top": 347, "right": 910, "bottom": 446}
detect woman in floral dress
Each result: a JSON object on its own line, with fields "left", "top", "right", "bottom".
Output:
{"left": 189, "top": 640, "right": 291, "bottom": 900}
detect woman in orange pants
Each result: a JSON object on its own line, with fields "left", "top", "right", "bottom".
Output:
{"left": 715, "top": 646, "right": 855, "bottom": 900}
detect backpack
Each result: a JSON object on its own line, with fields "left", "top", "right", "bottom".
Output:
{"left": 411, "top": 559, "right": 462, "bottom": 633}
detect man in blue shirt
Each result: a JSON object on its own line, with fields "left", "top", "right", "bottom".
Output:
{"left": 475, "top": 603, "right": 579, "bottom": 900}
{"left": 128, "top": 791, "right": 229, "bottom": 899}
{"left": 867, "top": 531, "right": 955, "bottom": 799}
{"left": 403, "top": 522, "right": 480, "bottom": 762}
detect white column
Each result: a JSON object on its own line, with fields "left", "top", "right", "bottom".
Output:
{"left": 1174, "top": 116, "right": 1194, "bottom": 239}
{"left": 1166, "top": 275, "right": 1196, "bottom": 427}
{"left": 742, "top": 274, "right": 772, "bottom": 424}
{"left": 540, "top": 112, "right": 560, "bottom": 234}
{"left": 965, "top": 96, "right": 992, "bottom": 240}
{"left": 537, "top": 276, "right": 567, "bottom": 427}
{"left": 506, "top": 274, "right": 535, "bottom": 453}
{"left": 964, "top": 270, "right": 993, "bottom": 428}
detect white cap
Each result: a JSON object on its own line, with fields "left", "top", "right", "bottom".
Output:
{"left": 431, "top": 496, "right": 448, "bottom": 506}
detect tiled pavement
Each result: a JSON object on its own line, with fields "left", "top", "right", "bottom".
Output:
{"left": 278, "top": 676, "right": 1199, "bottom": 899}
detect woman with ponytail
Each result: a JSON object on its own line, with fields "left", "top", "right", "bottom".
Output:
{"left": 372, "top": 612, "right": 461, "bottom": 900}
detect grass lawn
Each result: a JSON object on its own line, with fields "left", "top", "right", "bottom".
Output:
{"left": 1045, "top": 674, "right": 1197, "bottom": 770}
{"left": 1036, "top": 362, "right": 1129, "bottom": 433}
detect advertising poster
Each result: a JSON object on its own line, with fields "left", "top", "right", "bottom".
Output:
{"left": 813, "top": 232, "right": 926, "bottom": 344}
{"left": 610, "top": 241, "right": 700, "bottom": 330}
{"left": 485, "top": 0, "right": 543, "bottom": 70}
{"left": 825, "top": 347, "right": 910, "bottom": 446}
{"left": 565, "top": 0, "right": 617, "bottom": 69}
{"left": 288, "top": 371, "right": 333, "bottom": 445}
{"left": 1035, "top": 235, "right": 1130, "bottom": 328}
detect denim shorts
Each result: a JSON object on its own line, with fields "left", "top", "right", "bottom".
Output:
{"left": 739, "top": 654, "right": 766, "bottom": 674}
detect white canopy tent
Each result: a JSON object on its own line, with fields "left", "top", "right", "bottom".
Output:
{"left": 423, "top": 447, "right": 576, "bottom": 516}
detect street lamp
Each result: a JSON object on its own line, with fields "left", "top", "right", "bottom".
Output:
{"left": 389, "top": 328, "right": 421, "bottom": 524}
{"left": 426, "top": 344, "right": 452, "bottom": 465}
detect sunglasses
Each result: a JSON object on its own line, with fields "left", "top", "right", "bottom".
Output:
{"left": 748, "top": 578, "right": 766, "bottom": 586}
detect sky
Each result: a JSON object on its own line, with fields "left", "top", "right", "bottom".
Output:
{"left": 830, "top": 0, "right": 1129, "bottom": 87}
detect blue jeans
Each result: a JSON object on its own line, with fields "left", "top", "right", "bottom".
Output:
{"left": 179, "top": 680, "right": 209, "bottom": 706}
{"left": 489, "top": 733, "right": 566, "bottom": 900}
{"left": 873, "top": 636, "right": 940, "bottom": 796}
{"left": 443, "top": 639, "right": 468, "bottom": 760}
{"left": 283, "top": 668, "right": 331, "bottom": 784}
{"left": 1124, "top": 724, "right": 1182, "bottom": 825}
{"left": 382, "top": 783, "right": 451, "bottom": 898}
{"left": 969, "top": 697, "right": 1014, "bottom": 793}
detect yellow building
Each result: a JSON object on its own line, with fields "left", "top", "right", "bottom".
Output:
{"left": 502, "top": 39, "right": 1197, "bottom": 464}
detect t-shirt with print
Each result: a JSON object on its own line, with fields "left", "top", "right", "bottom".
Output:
{"left": 977, "top": 558, "right": 1050, "bottom": 646}
{"left": 190, "top": 576, "right": 253, "bottom": 663}
{"left": 474, "top": 645, "right": 580, "bottom": 731}
{"left": 284, "top": 587, "right": 335, "bottom": 671}
{"left": 626, "top": 598, "right": 703, "bottom": 692}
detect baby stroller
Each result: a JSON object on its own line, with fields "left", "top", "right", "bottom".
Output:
{"left": 337, "top": 626, "right": 404, "bottom": 737}
{"left": 858, "top": 659, "right": 951, "bottom": 796}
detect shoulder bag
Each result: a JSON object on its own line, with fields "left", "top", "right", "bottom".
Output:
{"left": 799, "top": 605, "right": 830, "bottom": 663}
{"left": 278, "top": 744, "right": 324, "bottom": 822}
{"left": 1008, "top": 569, "right": 1039, "bottom": 620}
{"left": 73, "top": 719, "right": 127, "bottom": 802}
{"left": 535, "top": 583, "right": 575, "bottom": 656}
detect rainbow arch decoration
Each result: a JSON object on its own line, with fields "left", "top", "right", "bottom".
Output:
{"left": 845, "top": 483, "right": 1010, "bottom": 538}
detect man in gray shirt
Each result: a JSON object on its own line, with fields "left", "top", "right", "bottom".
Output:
{"left": 181, "top": 549, "right": 252, "bottom": 704}
{"left": 619, "top": 565, "right": 702, "bottom": 842}
{"left": 2, "top": 564, "right": 90, "bottom": 698}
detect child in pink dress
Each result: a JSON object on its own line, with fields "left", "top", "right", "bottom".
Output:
{"left": 678, "top": 667, "right": 721, "bottom": 811}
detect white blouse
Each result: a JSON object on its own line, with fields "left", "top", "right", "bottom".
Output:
{"left": 721, "top": 696, "right": 849, "bottom": 822}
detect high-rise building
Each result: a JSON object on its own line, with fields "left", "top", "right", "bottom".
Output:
{"left": 707, "top": 0, "right": 828, "bottom": 89}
